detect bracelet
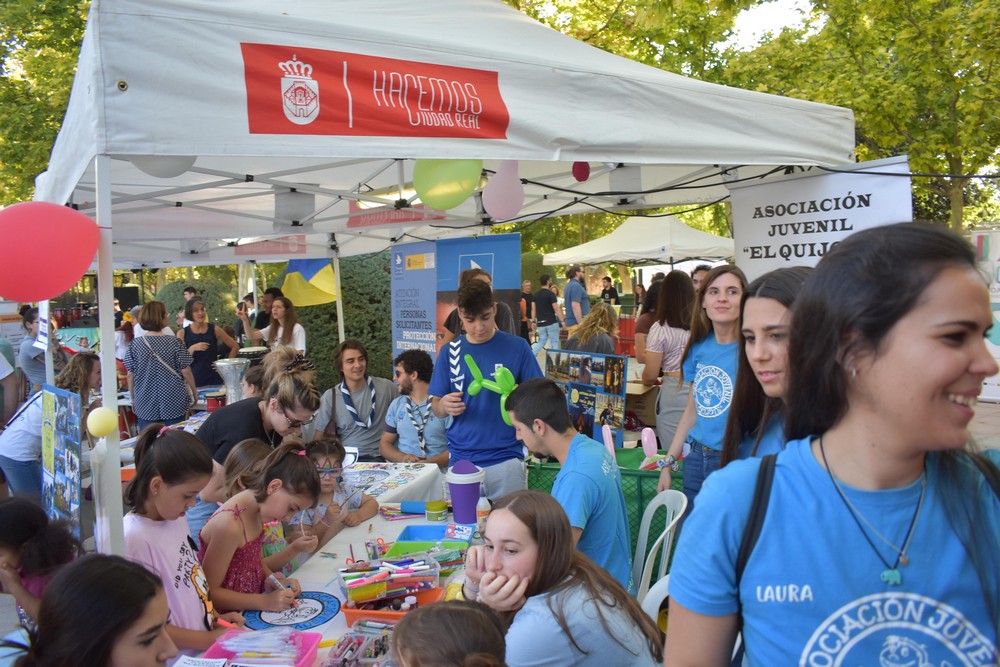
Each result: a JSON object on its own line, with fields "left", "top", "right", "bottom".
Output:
{"left": 464, "top": 579, "right": 480, "bottom": 594}
{"left": 655, "top": 455, "right": 680, "bottom": 472}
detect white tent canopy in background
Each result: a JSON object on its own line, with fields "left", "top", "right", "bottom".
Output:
{"left": 543, "top": 216, "right": 735, "bottom": 266}
{"left": 33, "top": 0, "right": 855, "bottom": 553}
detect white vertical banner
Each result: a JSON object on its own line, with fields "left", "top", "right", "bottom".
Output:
{"left": 971, "top": 230, "right": 1000, "bottom": 402}
{"left": 728, "top": 156, "right": 913, "bottom": 281}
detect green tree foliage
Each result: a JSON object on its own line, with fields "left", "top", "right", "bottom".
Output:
{"left": 723, "top": 0, "right": 1000, "bottom": 229}
{"left": 0, "top": 0, "right": 87, "bottom": 204}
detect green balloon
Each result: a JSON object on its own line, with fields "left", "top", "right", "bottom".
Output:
{"left": 413, "top": 159, "right": 483, "bottom": 210}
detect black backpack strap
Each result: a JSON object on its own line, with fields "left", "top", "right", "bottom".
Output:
{"left": 736, "top": 454, "right": 777, "bottom": 585}
{"left": 970, "top": 453, "right": 1000, "bottom": 500}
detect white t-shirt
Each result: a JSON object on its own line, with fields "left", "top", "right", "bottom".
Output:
{"left": 124, "top": 513, "right": 215, "bottom": 637}
{"left": 133, "top": 323, "right": 174, "bottom": 338}
{"left": 267, "top": 323, "right": 306, "bottom": 353}
{"left": 0, "top": 395, "right": 43, "bottom": 462}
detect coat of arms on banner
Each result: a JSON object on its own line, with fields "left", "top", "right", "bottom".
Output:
{"left": 279, "top": 55, "right": 319, "bottom": 125}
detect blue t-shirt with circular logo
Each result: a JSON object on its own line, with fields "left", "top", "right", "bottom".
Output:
{"left": 681, "top": 332, "right": 738, "bottom": 450}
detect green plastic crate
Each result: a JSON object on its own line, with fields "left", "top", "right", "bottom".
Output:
{"left": 526, "top": 447, "right": 683, "bottom": 575}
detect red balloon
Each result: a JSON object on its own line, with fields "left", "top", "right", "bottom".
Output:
{"left": 0, "top": 202, "right": 100, "bottom": 302}
{"left": 572, "top": 161, "right": 591, "bottom": 182}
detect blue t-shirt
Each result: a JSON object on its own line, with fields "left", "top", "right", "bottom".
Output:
{"left": 428, "top": 331, "right": 542, "bottom": 467}
{"left": 737, "top": 412, "right": 785, "bottom": 460}
{"left": 551, "top": 434, "right": 633, "bottom": 592}
{"left": 670, "top": 438, "right": 1000, "bottom": 666}
{"left": 382, "top": 395, "right": 451, "bottom": 459}
{"left": 505, "top": 580, "right": 658, "bottom": 667}
{"left": 563, "top": 280, "right": 590, "bottom": 327}
{"left": 681, "top": 332, "right": 738, "bottom": 450}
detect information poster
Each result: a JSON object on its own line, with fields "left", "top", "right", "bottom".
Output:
{"left": 544, "top": 350, "right": 627, "bottom": 448}
{"left": 972, "top": 230, "right": 1000, "bottom": 402}
{"left": 434, "top": 234, "right": 522, "bottom": 355}
{"left": 41, "top": 385, "right": 83, "bottom": 536}
{"left": 390, "top": 241, "right": 439, "bottom": 359}
{"left": 729, "top": 156, "right": 912, "bottom": 281}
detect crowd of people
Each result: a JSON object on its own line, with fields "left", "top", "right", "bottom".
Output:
{"left": 0, "top": 223, "right": 996, "bottom": 666}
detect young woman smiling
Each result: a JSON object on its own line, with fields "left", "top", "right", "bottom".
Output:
{"left": 656, "top": 265, "right": 748, "bottom": 507}
{"left": 720, "top": 266, "right": 812, "bottom": 465}
{"left": 666, "top": 223, "right": 1000, "bottom": 666}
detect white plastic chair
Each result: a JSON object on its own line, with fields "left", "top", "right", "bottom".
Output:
{"left": 641, "top": 573, "right": 670, "bottom": 622}
{"left": 633, "top": 489, "right": 687, "bottom": 603}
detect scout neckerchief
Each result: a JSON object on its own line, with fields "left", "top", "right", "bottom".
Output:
{"left": 406, "top": 396, "right": 433, "bottom": 455}
{"left": 340, "top": 375, "right": 376, "bottom": 429}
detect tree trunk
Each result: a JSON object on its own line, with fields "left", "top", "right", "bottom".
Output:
{"left": 947, "top": 157, "right": 964, "bottom": 232}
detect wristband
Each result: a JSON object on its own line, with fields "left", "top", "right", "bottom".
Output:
{"left": 656, "top": 455, "right": 680, "bottom": 472}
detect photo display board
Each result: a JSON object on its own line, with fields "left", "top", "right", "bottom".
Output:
{"left": 544, "top": 350, "right": 628, "bottom": 448}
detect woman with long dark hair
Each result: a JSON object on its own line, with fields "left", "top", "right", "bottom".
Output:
{"left": 642, "top": 270, "right": 695, "bottom": 448}
{"left": 666, "top": 223, "right": 1000, "bottom": 665}
{"left": 463, "top": 490, "right": 662, "bottom": 666}
{"left": 242, "top": 297, "right": 306, "bottom": 354}
{"left": 656, "top": 266, "right": 747, "bottom": 506}
{"left": 720, "top": 266, "right": 811, "bottom": 465}
{"left": 2, "top": 554, "right": 177, "bottom": 666}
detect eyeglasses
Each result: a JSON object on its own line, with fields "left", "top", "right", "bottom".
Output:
{"left": 281, "top": 408, "right": 316, "bottom": 429}
{"left": 315, "top": 466, "right": 342, "bottom": 478}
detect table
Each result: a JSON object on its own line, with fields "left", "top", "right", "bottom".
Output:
{"left": 261, "top": 505, "right": 454, "bottom": 664}
{"left": 343, "top": 462, "right": 443, "bottom": 505}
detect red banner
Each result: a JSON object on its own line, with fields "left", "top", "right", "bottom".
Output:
{"left": 242, "top": 43, "right": 509, "bottom": 139}
{"left": 234, "top": 235, "right": 308, "bottom": 256}
{"left": 347, "top": 202, "right": 444, "bottom": 229}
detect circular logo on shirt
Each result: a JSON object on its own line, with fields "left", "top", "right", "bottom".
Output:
{"left": 800, "top": 593, "right": 993, "bottom": 667}
{"left": 692, "top": 365, "right": 733, "bottom": 418}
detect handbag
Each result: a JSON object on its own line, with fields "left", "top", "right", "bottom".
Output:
{"left": 143, "top": 337, "right": 196, "bottom": 407}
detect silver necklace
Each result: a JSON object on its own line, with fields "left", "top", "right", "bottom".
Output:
{"left": 819, "top": 436, "right": 925, "bottom": 586}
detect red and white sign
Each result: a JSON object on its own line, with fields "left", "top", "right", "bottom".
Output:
{"left": 347, "top": 202, "right": 444, "bottom": 229}
{"left": 242, "top": 43, "right": 509, "bottom": 138}
{"left": 234, "top": 235, "right": 308, "bottom": 256}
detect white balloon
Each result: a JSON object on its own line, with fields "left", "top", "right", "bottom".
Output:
{"left": 131, "top": 155, "right": 197, "bottom": 178}
{"left": 481, "top": 160, "right": 524, "bottom": 220}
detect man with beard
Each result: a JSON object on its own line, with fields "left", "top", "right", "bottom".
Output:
{"left": 313, "top": 339, "right": 395, "bottom": 461}
{"left": 380, "top": 350, "right": 451, "bottom": 468}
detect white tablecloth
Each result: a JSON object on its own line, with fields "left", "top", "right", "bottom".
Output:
{"left": 342, "top": 462, "right": 443, "bottom": 504}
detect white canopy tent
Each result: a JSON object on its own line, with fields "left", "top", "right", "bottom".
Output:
{"left": 34, "top": 0, "right": 855, "bottom": 552}
{"left": 543, "top": 216, "right": 735, "bottom": 266}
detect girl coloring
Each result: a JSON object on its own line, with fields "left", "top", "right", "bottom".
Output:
{"left": 122, "top": 424, "right": 245, "bottom": 655}
{"left": 197, "top": 441, "right": 319, "bottom": 612}
{"left": 201, "top": 438, "right": 318, "bottom": 575}
{"left": 289, "top": 438, "right": 378, "bottom": 549}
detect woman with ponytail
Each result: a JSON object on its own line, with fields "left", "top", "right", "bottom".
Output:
{"left": 186, "top": 346, "right": 320, "bottom": 545}
{"left": 196, "top": 440, "right": 319, "bottom": 613}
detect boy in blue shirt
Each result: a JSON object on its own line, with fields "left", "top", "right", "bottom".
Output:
{"left": 430, "top": 280, "right": 542, "bottom": 499}
{"left": 505, "top": 378, "right": 633, "bottom": 591}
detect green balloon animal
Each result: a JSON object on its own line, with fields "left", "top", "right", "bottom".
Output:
{"left": 464, "top": 354, "right": 518, "bottom": 426}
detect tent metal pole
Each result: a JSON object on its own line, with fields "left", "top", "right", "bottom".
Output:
{"left": 333, "top": 255, "right": 345, "bottom": 343}
{"left": 94, "top": 154, "right": 126, "bottom": 556}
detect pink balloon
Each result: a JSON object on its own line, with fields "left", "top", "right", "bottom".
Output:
{"left": 482, "top": 160, "right": 524, "bottom": 220}
{"left": 641, "top": 427, "right": 659, "bottom": 458}
{"left": 572, "top": 161, "right": 591, "bottom": 182}
{"left": 601, "top": 424, "right": 615, "bottom": 455}
{"left": 0, "top": 202, "right": 100, "bottom": 301}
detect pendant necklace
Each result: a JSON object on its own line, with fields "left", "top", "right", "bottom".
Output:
{"left": 818, "top": 436, "right": 925, "bottom": 586}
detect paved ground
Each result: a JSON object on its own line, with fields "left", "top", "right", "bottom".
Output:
{"left": 2, "top": 401, "right": 998, "bottom": 637}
